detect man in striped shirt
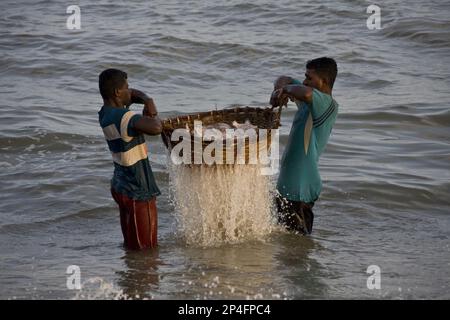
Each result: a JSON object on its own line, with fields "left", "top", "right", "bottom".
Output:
{"left": 270, "top": 57, "right": 339, "bottom": 235}
{"left": 98, "top": 69, "right": 162, "bottom": 249}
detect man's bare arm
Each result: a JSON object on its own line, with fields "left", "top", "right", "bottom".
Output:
{"left": 271, "top": 84, "right": 313, "bottom": 107}
{"left": 127, "top": 88, "right": 162, "bottom": 134}
{"left": 273, "top": 76, "right": 295, "bottom": 90}
{"left": 134, "top": 116, "right": 162, "bottom": 136}
{"left": 283, "top": 85, "right": 313, "bottom": 104}
{"left": 128, "top": 88, "right": 148, "bottom": 105}
{"left": 127, "top": 88, "right": 159, "bottom": 116}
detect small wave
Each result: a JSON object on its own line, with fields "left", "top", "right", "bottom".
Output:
{"left": 339, "top": 55, "right": 391, "bottom": 68}
{"left": 382, "top": 18, "right": 450, "bottom": 48}
{"left": 340, "top": 106, "right": 450, "bottom": 127}
{"left": 336, "top": 179, "right": 450, "bottom": 213}
{"left": 206, "top": 2, "right": 269, "bottom": 16}
{"left": 338, "top": 72, "right": 393, "bottom": 89}
{"left": 0, "top": 129, "right": 101, "bottom": 153}
{"left": 153, "top": 34, "right": 268, "bottom": 60}
{"left": 0, "top": 206, "right": 113, "bottom": 234}
{"left": 362, "top": 79, "right": 394, "bottom": 89}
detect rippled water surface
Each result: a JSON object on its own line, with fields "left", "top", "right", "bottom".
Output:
{"left": 1, "top": 0, "right": 449, "bottom": 299}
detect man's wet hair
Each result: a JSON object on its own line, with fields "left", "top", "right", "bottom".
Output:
{"left": 99, "top": 68, "right": 128, "bottom": 99}
{"left": 306, "top": 57, "right": 338, "bottom": 90}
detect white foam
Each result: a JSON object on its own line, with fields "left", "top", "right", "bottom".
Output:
{"left": 72, "top": 277, "right": 131, "bottom": 300}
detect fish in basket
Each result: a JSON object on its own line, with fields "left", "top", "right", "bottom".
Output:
{"left": 161, "top": 106, "right": 282, "bottom": 165}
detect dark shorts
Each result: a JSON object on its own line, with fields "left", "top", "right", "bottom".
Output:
{"left": 275, "top": 195, "right": 314, "bottom": 234}
{"left": 111, "top": 188, "right": 158, "bottom": 250}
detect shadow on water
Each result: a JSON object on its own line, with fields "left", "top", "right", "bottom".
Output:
{"left": 271, "top": 231, "right": 330, "bottom": 299}
{"left": 155, "top": 229, "right": 330, "bottom": 299}
{"left": 166, "top": 241, "right": 287, "bottom": 299}
{"left": 116, "top": 248, "right": 162, "bottom": 299}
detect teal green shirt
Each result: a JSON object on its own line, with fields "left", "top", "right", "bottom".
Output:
{"left": 277, "top": 86, "right": 338, "bottom": 203}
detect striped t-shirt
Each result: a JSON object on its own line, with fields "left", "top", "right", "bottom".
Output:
{"left": 98, "top": 105, "right": 161, "bottom": 201}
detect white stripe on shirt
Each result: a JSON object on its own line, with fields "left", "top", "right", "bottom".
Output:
{"left": 111, "top": 142, "right": 148, "bottom": 167}
{"left": 120, "top": 111, "right": 137, "bottom": 143}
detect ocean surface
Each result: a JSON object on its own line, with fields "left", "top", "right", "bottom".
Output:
{"left": 1, "top": 0, "right": 449, "bottom": 299}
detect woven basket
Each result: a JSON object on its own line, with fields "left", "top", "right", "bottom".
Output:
{"left": 161, "top": 106, "right": 282, "bottom": 165}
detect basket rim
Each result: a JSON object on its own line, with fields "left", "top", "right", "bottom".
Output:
{"left": 161, "top": 106, "right": 281, "bottom": 129}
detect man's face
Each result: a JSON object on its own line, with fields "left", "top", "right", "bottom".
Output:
{"left": 303, "top": 68, "right": 324, "bottom": 91}
{"left": 116, "top": 79, "right": 131, "bottom": 106}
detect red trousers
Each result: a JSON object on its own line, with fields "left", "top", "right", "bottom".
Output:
{"left": 111, "top": 188, "right": 158, "bottom": 250}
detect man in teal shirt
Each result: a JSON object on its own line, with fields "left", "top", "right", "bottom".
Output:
{"left": 270, "top": 57, "right": 338, "bottom": 235}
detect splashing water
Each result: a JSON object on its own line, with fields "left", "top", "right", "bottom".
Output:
{"left": 169, "top": 163, "right": 276, "bottom": 246}
{"left": 73, "top": 277, "right": 132, "bottom": 300}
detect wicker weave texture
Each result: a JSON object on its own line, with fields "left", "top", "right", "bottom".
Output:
{"left": 161, "top": 106, "right": 281, "bottom": 164}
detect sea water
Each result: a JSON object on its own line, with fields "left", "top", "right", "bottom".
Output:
{"left": 1, "top": 0, "right": 450, "bottom": 299}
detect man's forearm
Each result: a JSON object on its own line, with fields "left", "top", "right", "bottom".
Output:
{"left": 274, "top": 76, "right": 294, "bottom": 90}
{"left": 283, "top": 84, "right": 312, "bottom": 104}
{"left": 129, "top": 88, "right": 158, "bottom": 116}
{"left": 130, "top": 88, "right": 149, "bottom": 104}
